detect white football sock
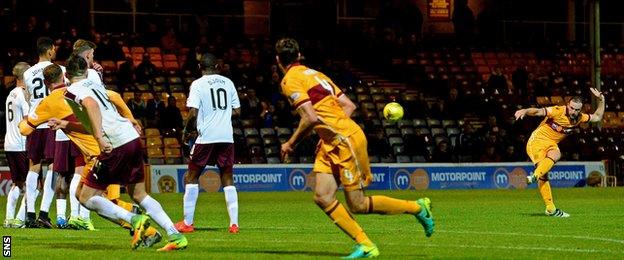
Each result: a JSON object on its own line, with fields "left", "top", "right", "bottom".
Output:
{"left": 17, "top": 189, "right": 38, "bottom": 221}
{"left": 56, "top": 199, "right": 66, "bottom": 220}
{"left": 84, "top": 196, "right": 133, "bottom": 223}
{"left": 5, "top": 186, "right": 20, "bottom": 220}
{"left": 25, "top": 171, "right": 39, "bottom": 213}
{"left": 69, "top": 174, "right": 81, "bottom": 217}
{"left": 223, "top": 186, "right": 238, "bottom": 226}
{"left": 140, "top": 195, "right": 178, "bottom": 235}
{"left": 183, "top": 184, "right": 199, "bottom": 225}
{"left": 39, "top": 170, "right": 55, "bottom": 212}
{"left": 80, "top": 205, "right": 91, "bottom": 220}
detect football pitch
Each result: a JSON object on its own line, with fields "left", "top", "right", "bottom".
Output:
{"left": 2, "top": 187, "right": 623, "bottom": 259}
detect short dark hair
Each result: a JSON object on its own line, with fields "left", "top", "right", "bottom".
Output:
{"left": 43, "top": 64, "right": 63, "bottom": 85}
{"left": 37, "top": 37, "right": 55, "bottom": 56}
{"left": 275, "top": 38, "right": 300, "bottom": 66}
{"left": 199, "top": 53, "right": 218, "bottom": 71}
{"left": 65, "top": 54, "right": 88, "bottom": 79}
{"left": 570, "top": 96, "right": 583, "bottom": 104}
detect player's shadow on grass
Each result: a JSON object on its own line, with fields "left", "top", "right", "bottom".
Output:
{"left": 523, "top": 213, "right": 549, "bottom": 217}
{"left": 194, "top": 227, "right": 222, "bottom": 231}
{"left": 256, "top": 250, "right": 343, "bottom": 257}
{"left": 44, "top": 243, "right": 126, "bottom": 251}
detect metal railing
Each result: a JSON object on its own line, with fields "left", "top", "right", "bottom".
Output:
{"left": 501, "top": 20, "right": 624, "bottom": 44}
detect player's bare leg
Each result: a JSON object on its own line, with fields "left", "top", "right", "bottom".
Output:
{"left": 314, "top": 173, "right": 378, "bottom": 258}
{"left": 220, "top": 167, "right": 239, "bottom": 233}
{"left": 126, "top": 182, "right": 187, "bottom": 251}
{"left": 175, "top": 169, "right": 202, "bottom": 233}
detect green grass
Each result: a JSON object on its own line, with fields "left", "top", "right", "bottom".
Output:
{"left": 2, "top": 187, "right": 624, "bottom": 259}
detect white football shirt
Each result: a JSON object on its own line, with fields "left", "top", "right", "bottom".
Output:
{"left": 187, "top": 74, "right": 240, "bottom": 144}
{"left": 87, "top": 68, "right": 103, "bottom": 85}
{"left": 4, "top": 86, "right": 29, "bottom": 151}
{"left": 66, "top": 78, "right": 139, "bottom": 148}
{"left": 23, "top": 61, "right": 67, "bottom": 129}
{"left": 55, "top": 69, "right": 104, "bottom": 142}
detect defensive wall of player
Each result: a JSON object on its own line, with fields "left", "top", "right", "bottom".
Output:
{"left": 0, "top": 162, "right": 605, "bottom": 195}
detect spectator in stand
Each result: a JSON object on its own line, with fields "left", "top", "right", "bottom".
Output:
{"left": 487, "top": 65, "right": 508, "bottom": 94}
{"left": 431, "top": 141, "right": 453, "bottom": 162}
{"left": 259, "top": 101, "right": 274, "bottom": 128}
{"left": 145, "top": 92, "right": 166, "bottom": 128}
{"left": 457, "top": 123, "right": 482, "bottom": 162}
{"left": 55, "top": 38, "right": 73, "bottom": 61}
{"left": 366, "top": 128, "right": 393, "bottom": 160}
{"left": 161, "top": 28, "right": 183, "bottom": 53}
{"left": 444, "top": 88, "right": 464, "bottom": 119}
{"left": 480, "top": 145, "right": 502, "bottom": 162}
{"left": 501, "top": 145, "right": 518, "bottom": 162}
{"left": 118, "top": 56, "right": 135, "bottom": 92}
{"left": 239, "top": 88, "right": 261, "bottom": 121}
{"left": 273, "top": 99, "right": 294, "bottom": 128}
{"left": 127, "top": 92, "right": 147, "bottom": 125}
{"left": 144, "top": 22, "right": 161, "bottom": 47}
{"left": 512, "top": 64, "right": 529, "bottom": 102}
{"left": 250, "top": 73, "right": 270, "bottom": 100}
{"left": 135, "top": 52, "right": 157, "bottom": 84}
{"left": 402, "top": 92, "right": 429, "bottom": 119}
{"left": 159, "top": 96, "right": 184, "bottom": 132}
{"left": 452, "top": 0, "right": 475, "bottom": 46}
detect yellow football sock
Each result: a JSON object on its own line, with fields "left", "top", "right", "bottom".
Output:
{"left": 118, "top": 219, "right": 158, "bottom": 237}
{"left": 113, "top": 199, "right": 135, "bottom": 212}
{"left": 323, "top": 200, "right": 373, "bottom": 247}
{"left": 105, "top": 185, "right": 121, "bottom": 200}
{"left": 368, "top": 196, "right": 421, "bottom": 215}
{"left": 119, "top": 220, "right": 132, "bottom": 230}
{"left": 538, "top": 179, "right": 556, "bottom": 213}
{"left": 534, "top": 158, "right": 555, "bottom": 179}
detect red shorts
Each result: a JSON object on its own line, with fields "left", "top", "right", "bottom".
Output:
{"left": 188, "top": 143, "right": 234, "bottom": 173}
{"left": 84, "top": 139, "right": 145, "bottom": 190}
{"left": 53, "top": 140, "right": 83, "bottom": 174}
{"left": 6, "top": 151, "right": 28, "bottom": 184}
{"left": 26, "top": 128, "right": 56, "bottom": 164}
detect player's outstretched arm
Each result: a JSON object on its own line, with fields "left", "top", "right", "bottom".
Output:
{"left": 18, "top": 120, "right": 35, "bottom": 136}
{"left": 514, "top": 107, "right": 546, "bottom": 120}
{"left": 337, "top": 94, "right": 357, "bottom": 117}
{"left": 182, "top": 108, "right": 198, "bottom": 144}
{"left": 281, "top": 102, "right": 319, "bottom": 159}
{"left": 47, "top": 118, "right": 89, "bottom": 134}
{"left": 588, "top": 88, "right": 605, "bottom": 123}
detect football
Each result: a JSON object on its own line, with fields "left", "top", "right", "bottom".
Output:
{"left": 383, "top": 102, "right": 404, "bottom": 121}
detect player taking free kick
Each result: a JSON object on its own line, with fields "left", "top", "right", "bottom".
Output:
{"left": 514, "top": 88, "right": 605, "bottom": 217}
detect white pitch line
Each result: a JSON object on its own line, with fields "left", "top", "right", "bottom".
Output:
{"left": 239, "top": 226, "right": 624, "bottom": 245}
{"left": 437, "top": 230, "right": 624, "bottom": 244}
{"left": 202, "top": 237, "right": 621, "bottom": 254}
{"left": 9, "top": 231, "right": 621, "bottom": 255}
